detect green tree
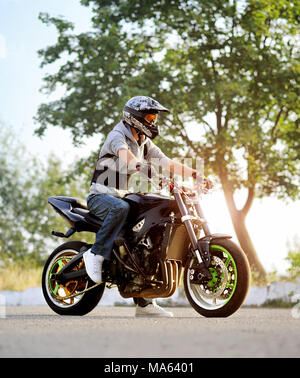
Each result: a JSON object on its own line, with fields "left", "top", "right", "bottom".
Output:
{"left": 0, "top": 124, "right": 92, "bottom": 265}
{"left": 0, "top": 125, "right": 40, "bottom": 263}
{"left": 35, "top": 0, "right": 300, "bottom": 281}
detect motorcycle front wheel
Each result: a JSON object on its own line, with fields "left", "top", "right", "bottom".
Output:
{"left": 184, "top": 239, "right": 250, "bottom": 318}
{"left": 42, "top": 241, "right": 105, "bottom": 316}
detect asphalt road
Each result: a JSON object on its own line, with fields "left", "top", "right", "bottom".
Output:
{"left": 0, "top": 306, "right": 299, "bottom": 358}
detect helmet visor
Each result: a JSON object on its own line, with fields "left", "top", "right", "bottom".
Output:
{"left": 144, "top": 113, "right": 158, "bottom": 125}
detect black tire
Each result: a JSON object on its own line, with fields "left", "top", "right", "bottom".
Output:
{"left": 184, "top": 239, "right": 250, "bottom": 318}
{"left": 42, "top": 241, "right": 105, "bottom": 316}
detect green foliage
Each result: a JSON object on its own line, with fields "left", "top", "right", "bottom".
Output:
{"left": 35, "top": 0, "right": 300, "bottom": 202}
{"left": 0, "top": 124, "right": 93, "bottom": 266}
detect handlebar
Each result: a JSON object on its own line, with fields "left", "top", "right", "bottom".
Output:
{"left": 136, "top": 162, "right": 213, "bottom": 197}
{"left": 156, "top": 174, "right": 211, "bottom": 196}
{"left": 135, "top": 162, "right": 213, "bottom": 196}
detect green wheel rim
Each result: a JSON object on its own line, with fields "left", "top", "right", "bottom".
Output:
{"left": 210, "top": 244, "right": 238, "bottom": 305}
{"left": 187, "top": 244, "right": 238, "bottom": 310}
{"left": 45, "top": 249, "right": 88, "bottom": 308}
{"left": 48, "top": 256, "right": 72, "bottom": 296}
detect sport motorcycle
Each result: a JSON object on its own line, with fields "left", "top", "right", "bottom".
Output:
{"left": 42, "top": 175, "right": 250, "bottom": 317}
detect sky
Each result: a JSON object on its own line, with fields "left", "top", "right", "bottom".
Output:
{"left": 0, "top": 0, "right": 299, "bottom": 275}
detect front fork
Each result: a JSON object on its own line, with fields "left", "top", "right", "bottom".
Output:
{"left": 173, "top": 190, "right": 211, "bottom": 268}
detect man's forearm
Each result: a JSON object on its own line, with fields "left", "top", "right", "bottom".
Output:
{"left": 118, "top": 149, "right": 197, "bottom": 178}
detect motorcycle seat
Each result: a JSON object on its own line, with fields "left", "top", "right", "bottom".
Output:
{"left": 72, "top": 207, "right": 103, "bottom": 226}
{"left": 53, "top": 196, "right": 88, "bottom": 210}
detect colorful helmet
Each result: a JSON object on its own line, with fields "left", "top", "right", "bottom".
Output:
{"left": 123, "top": 96, "right": 169, "bottom": 139}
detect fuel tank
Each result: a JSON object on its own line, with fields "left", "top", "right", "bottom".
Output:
{"left": 123, "top": 192, "right": 179, "bottom": 230}
{"left": 124, "top": 192, "right": 175, "bottom": 208}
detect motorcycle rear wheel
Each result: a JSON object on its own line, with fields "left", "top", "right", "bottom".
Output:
{"left": 184, "top": 239, "right": 250, "bottom": 318}
{"left": 42, "top": 241, "right": 105, "bottom": 316}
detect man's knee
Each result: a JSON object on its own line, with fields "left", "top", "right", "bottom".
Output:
{"left": 111, "top": 199, "right": 130, "bottom": 216}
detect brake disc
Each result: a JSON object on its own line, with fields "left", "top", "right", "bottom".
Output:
{"left": 193, "top": 256, "right": 228, "bottom": 299}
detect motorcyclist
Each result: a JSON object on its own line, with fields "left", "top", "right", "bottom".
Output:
{"left": 83, "top": 95, "right": 212, "bottom": 317}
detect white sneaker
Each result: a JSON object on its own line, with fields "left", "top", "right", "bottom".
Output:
{"left": 83, "top": 248, "right": 104, "bottom": 283}
{"left": 135, "top": 300, "right": 173, "bottom": 318}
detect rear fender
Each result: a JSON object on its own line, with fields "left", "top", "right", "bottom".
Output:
{"left": 48, "top": 196, "right": 100, "bottom": 234}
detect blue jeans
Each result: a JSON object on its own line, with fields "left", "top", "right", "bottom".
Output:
{"left": 87, "top": 193, "right": 153, "bottom": 307}
{"left": 87, "top": 193, "right": 130, "bottom": 260}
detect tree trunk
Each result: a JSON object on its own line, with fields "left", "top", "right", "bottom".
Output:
{"left": 174, "top": 113, "right": 268, "bottom": 283}
{"left": 221, "top": 179, "right": 267, "bottom": 283}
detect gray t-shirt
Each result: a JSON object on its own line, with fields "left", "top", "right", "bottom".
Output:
{"left": 90, "top": 121, "right": 169, "bottom": 197}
